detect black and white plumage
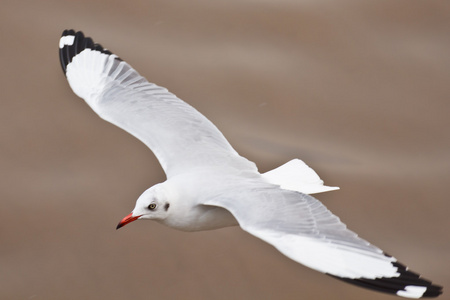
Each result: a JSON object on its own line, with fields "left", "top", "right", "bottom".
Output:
{"left": 59, "top": 30, "right": 442, "bottom": 298}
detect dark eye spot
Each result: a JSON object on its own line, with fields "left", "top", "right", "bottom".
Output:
{"left": 164, "top": 203, "right": 170, "bottom": 211}
{"left": 148, "top": 203, "right": 157, "bottom": 210}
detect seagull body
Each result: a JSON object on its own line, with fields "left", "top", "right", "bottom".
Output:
{"left": 59, "top": 30, "right": 442, "bottom": 298}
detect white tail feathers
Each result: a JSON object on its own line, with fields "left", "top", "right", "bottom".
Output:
{"left": 262, "top": 159, "right": 339, "bottom": 194}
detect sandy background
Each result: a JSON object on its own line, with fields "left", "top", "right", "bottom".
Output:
{"left": 1, "top": 0, "right": 449, "bottom": 299}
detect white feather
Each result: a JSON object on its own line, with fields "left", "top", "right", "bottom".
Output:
{"left": 262, "top": 159, "right": 339, "bottom": 194}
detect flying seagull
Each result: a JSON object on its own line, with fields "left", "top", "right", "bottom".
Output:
{"left": 59, "top": 30, "right": 442, "bottom": 298}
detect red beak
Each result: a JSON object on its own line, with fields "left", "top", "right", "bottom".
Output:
{"left": 116, "top": 213, "right": 140, "bottom": 230}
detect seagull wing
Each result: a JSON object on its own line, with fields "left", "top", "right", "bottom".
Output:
{"left": 205, "top": 183, "right": 442, "bottom": 298}
{"left": 59, "top": 30, "right": 255, "bottom": 178}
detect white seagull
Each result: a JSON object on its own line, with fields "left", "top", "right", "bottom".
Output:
{"left": 59, "top": 30, "right": 442, "bottom": 299}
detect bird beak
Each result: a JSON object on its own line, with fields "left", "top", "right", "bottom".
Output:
{"left": 116, "top": 213, "right": 140, "bottom": 230}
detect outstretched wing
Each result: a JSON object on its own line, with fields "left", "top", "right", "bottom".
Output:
{"left": 59, "top": 30, "right": 255, "bottom": 178}
{"left": 205, "top": 184, "right": 442, "bottom": 298}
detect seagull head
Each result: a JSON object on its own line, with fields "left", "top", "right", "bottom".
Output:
{"left": 116, "top": 184, "right": 171, "bottom": 229}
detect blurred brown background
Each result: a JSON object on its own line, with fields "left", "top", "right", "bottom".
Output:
{"left": 1, "top": 0, "right": 449, "bottom": 299}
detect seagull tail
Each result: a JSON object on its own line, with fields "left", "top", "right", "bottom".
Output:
{"left": 261, "top": 159, "right": 339, "bottom": 194}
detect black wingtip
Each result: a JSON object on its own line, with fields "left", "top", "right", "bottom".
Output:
{"left": 328, "top": 261, "right": 443, "bottom": 298}
{"left": 59, "top": 29, "right": 121, "bottom": 76}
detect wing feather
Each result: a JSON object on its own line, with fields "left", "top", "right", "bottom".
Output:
{"left": 59, "top": 30, "right": 255, "bottom": 177}
{"left": 205, "top": 183, "right": 441, "bottom": 298}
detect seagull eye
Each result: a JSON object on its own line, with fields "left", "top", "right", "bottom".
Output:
{"left": 148, "top": 203, "right": 157, "bottom": 210}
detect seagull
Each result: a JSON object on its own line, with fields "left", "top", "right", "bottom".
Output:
{"left": 59, "top": 29, "right": 442, "bottom": 299}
